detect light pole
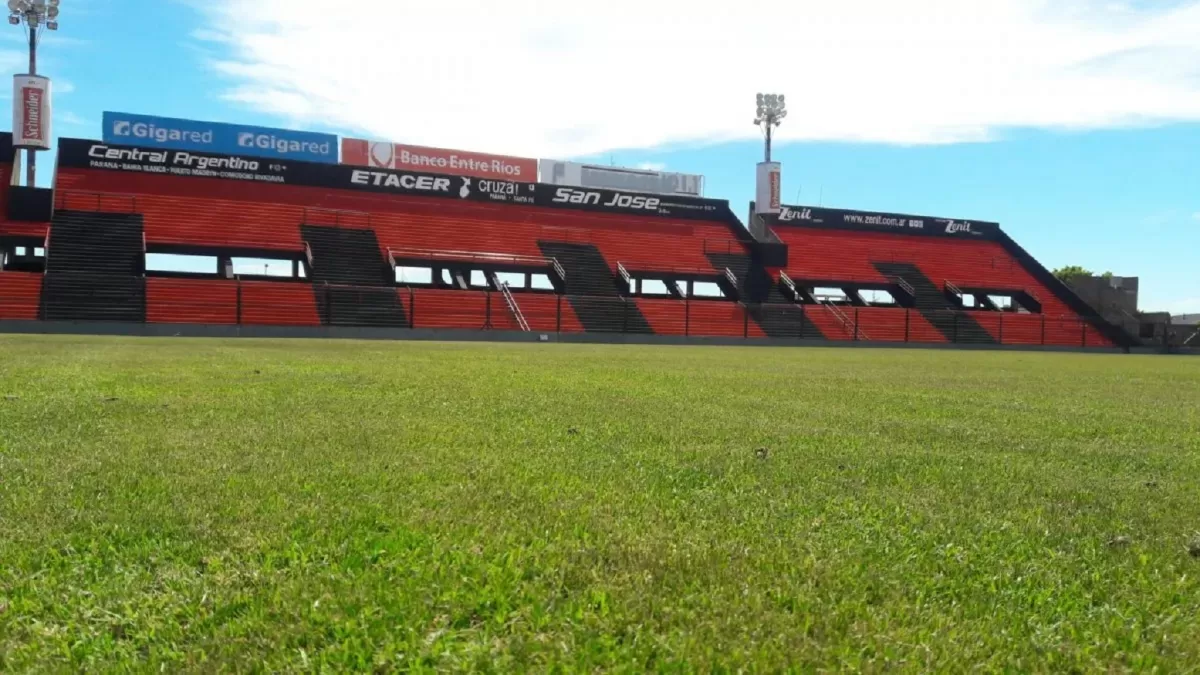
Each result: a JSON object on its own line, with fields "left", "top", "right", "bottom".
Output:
{"left": 753, "top": 93, "right": 787, "bottom": 162}
{"left": 8, "top": 0, "right": 60, "bottom": 187}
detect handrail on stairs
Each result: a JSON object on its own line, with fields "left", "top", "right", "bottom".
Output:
{"left": 821, "top": 300, "right": 870, "bottom": 341}
{"left": 778, "top": 271, "right": 799, "bottom": 301}
{"left": 722, "top": 267, "right": 739, "bottom": 289}
{"left": 616, "top": 261, "right": 631, "bottom": 286}
{"left": 549, "top": 257, "right": 566, "bottom": 282}
{"left": 493, "top": 273, "right": 530, "bottom": 332}
{"left": 890, "top": 275, "right": 915, "bottom": 297}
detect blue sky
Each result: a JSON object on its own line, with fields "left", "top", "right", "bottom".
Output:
{"left": 8, "top": 0, "right": 1200, "bottom": 314}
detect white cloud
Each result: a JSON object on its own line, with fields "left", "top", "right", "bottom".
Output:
{"left": 195, "top": 0, "right": 1200, "bottom": 158}
{"left": 58, "top": 111, "right": 92, "bottom": 127}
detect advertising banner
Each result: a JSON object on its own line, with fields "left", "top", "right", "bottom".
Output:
{"left": 755, "top": 162, "right": 780, "bottom": 215}
{"left": 12, "top": 75, "right": 51, "bottom": 150}
{"left": 534, "top": 185, "right": 732, "bottom": 221}
{"left": 57, "top": 138, "right": 733, "bottom": 222}
{"left": 539, "top": 159, "right": 704, "bottom": 197}
{"left": 773, "top": 203, "right": 1000, "bottom": 239}
{"left": 57, "top": 138, "right": 536, "bottom": 205}
{"left": 101, "top": 111, "right": 339, "bottom": 164}
{"left": 341, "top": 138, "right": 538, "bottom": 182}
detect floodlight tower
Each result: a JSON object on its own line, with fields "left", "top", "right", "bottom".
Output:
{"left": 753, "top": 93, "right": 786, "bottom": 162}
{"left": 8, "top": 0, "right": 60, "bottom": 187}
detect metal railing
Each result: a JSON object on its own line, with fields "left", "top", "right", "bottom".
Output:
{"left": 494, "top": 275, "right": 530, "bottom": 332}
{"left": 616, "top": 261, "right": 632, "bottom": 287}
{"left": 389, "top": 248, "right": 565, "bottom": 281}
{"left": 822, "top": 301, "right": 870, "bottom": 341}
{"left": 301, "top": 206, "right": 373, "bottom": 228}
{"left": 945, "top": 280, "right": 964, "bottom": 297}
{"left": 0, "top": 273, "right": 1124, "bottom": 348}
{"left": 778, "top": 271, "right": 799, "bottom": 301}
{"left": 891, "top": 275, "right": 915, "bottom": 297}
{"left": 54, "top": 190, "right": 139, "bottom": 214}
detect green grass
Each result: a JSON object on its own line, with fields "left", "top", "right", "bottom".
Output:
{"left": 1, "top": 335, "right": 1199, "bottom": 671}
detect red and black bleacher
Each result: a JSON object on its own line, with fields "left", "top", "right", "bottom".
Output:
{"left": 0, "top": 135, "right": 1133, "bottom": 349}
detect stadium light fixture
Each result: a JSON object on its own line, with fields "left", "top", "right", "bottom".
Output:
{"left": 753, "top": 92, "right": 787, "bottom": 162}
{"left": 7, "top": 0, "right": 60, "bottom": 187}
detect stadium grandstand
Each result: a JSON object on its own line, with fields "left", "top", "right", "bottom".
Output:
{"left": 0, "top": 130, "right": 1140, "bottom": 350}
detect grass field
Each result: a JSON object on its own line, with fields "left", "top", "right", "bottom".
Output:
{"left": 1, "top": 335, "right": 1198, "bottom": 671}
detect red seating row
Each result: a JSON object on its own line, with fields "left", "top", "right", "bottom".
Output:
{"left": 771, "top": 225, "right": 1114, "bottom": 348}
{"left": 635, "top": 299, "right": 767, "bottom": 338}
{"left": 144, "top": 278, "right": 588, "bottom": 334}
{"left": 36, "top": 164, "right": 1118, "bottom": 348}
{"left": 0, "top": 271, "right": 42, "bottom": 320}
{"left": 146, "top": 278, "right": 238, "bottom": 324}
{"left": 146, "top": 278, "right": 320, "bottom": 326}
{"left": 56, "top": 168, "right": 748, "bottom": 279}
{"left": 140, "top": 277, "right": 1110, "bottom": 347}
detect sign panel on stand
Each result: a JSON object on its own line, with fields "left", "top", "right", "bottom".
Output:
{"left": 12, "top": 75, "right": 51, "bottom": 150}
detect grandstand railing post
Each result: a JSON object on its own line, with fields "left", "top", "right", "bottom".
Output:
{"left": 556, "top": 295, "right": 562, "bottom": 333}
{"left": 236, "top": 281, "right": 242, "bottom": 325}
{"left": 854, "top": 307, "right": 860, "bottom": 341}
{"left": 409, "top": 288, "right": 415, "bottom": 329}
{"left": 685, "top": 297, "right": 690, "bottom": 337}
{"left": 325, "top": 284, "right": 332, "bottom": 326}
{"left": 904, "top": 309, "right": 911, "bottom": 342}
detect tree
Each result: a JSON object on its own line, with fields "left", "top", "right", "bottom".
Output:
{"left": 1052, "top": 266, "right": 1114, "bottom": 282}
{"left": 1053, "top": 265, "right": 1092, "bottom": 282}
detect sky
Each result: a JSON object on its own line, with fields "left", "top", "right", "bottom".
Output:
{"left": 6, "top": 0, "right": 1199, "bottom": 314}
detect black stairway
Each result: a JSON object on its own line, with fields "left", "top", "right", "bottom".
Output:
{"left": 41, "top": 210, "right": 146, "bottom": 322}
{"left": 300, "top": 225, "right": 407, "bottom": 328}
{"left": 537, "top": 241, "right": 652, "bottom": 334}
{"left": 873, "top": 261, "right": 995, "bottom": 344}
{"left": 706, "top": 252, "right": 826, "bottom": 340}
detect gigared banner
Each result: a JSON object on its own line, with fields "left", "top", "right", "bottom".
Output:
{"left": 341, "top": 138, "right": 538, "bottom": 182}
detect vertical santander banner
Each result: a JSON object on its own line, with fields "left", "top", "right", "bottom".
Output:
{"left": 12, "top": 74, "right": 51, "bottom": 150}
{"left": 341, "top": 138, "right": 538, "bottom": 182}
{"left": 755, "top": 161, "right": 781, "bottom": 215}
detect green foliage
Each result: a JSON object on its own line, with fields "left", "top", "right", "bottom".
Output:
{"left": 1, "top": 336, "right": 1199, "bottom": 670}
{"left": 1053, "top": 266, "right": 1115, "bottom": 282}
{"left": 1053, "top": 265, "right": 1092, "bottom": 281}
